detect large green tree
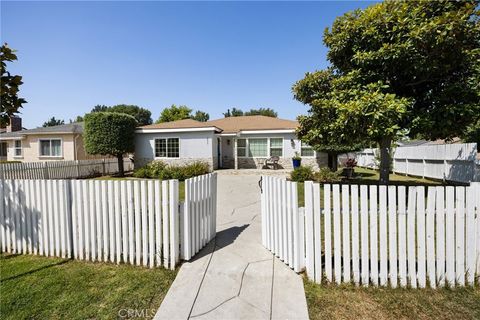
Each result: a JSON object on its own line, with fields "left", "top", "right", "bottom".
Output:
{"left": 90, "top": 104, "right": 152, "bottom": 125}
{"left": 223, "top": 107, "right": 278, "bottom": 118}
{"left": 43, "top": 117, "right": 65, "bottom": 127}
{"left": 294, "top": 0, "right": 480, "bottom": 184}
{"left": 1, "top": 44, "right": 27, "bottom": 127}
{"left": 84, "top": 112, "right": 137, "bottom": 177}
{"left": 156, "top": 104, "right": 210, "bottom": 123}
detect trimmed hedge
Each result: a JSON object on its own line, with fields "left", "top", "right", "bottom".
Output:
{"left": 133, "top": 161, "right": 210, "bottom": 181}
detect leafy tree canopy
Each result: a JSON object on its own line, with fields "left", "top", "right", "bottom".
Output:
{"left": 192, "top": 110, "right": 210, "bottom": 122}
{"left": 90, "top": 104, "right": 152, "bottom": 126}
{"left": 223, "top": 108, "right": 244, "bottom": 117}
{"left": 462, "top": 118, "right": 480, "bottom": 151}
{"left": 293, "top": 0, "right": 480, "bottom": 182}
{"left": 42, "top": 117, "right": 65, "bottom": 127}
{"left": 83, "top": 112, "right": 137, "bottom": 176}
{"left": 156, "top": 105, "right": 210, "bottom": 123}
{"left": 1, "top": 44, "right": 27, "bottom": 127}
{"left": 223, "top": 107, "right": 278, "bottom": 117}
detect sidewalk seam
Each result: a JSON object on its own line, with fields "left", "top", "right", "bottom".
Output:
{"left": 187, "top": 238, "right": 217, "bottom": 320}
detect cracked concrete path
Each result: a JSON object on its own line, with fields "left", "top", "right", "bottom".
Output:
{"left": 154, "top": 173, "right": 309, "bottom": 320}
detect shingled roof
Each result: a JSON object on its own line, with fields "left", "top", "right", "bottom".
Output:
{"left": 139, "top": 116, "right": 298, "bottom": 133}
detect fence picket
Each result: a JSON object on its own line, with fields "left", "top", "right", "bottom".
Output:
{"left": 398, "top": 186, "right": 407, "bottom": 288}
{"left": 369, "top": 185, "right": 378, "bottom": 286}
{"left": 388, "top": 186, "right": 397, "bottom": 288}
{"left": 305, "top": 182, "right": 314, "bottom": 279}
{"left": 436, "top": 187, "right": 445, "bottom": 286}
{"left": 426, "top": 187, "right": 436, "bottom": 288}
{"left": 465, "top": 185, "right": 476, "bottom": 286}
{"left": 417, "top": 186, "right": 426, "bottom": 288}
{"left": 351, "top": 185, "right": 359, "bottom": 286}
{"left": 324, "top": 184, "right": 332, "bottom": 282}
{"left": 333, "top": 184, "right": 341, "bottom": 284}
{"left": 445, "top": 186, "right": 455, "bottom": 286}
{"left": 455, "top": 187, "right": 465, "bottom": 286}
{"left": 379, "top": 186, "right": 388, "bottom": 286}
{"left": 360, "top": 185, "right": 369, "bottom": 286}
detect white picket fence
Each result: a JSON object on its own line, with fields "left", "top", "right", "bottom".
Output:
{"left": 0, "top": 158, "right": 134, "bottom": 180}
{"left": 182, "top": 173, "right": 217, "bottom": 260}
{"left": 0, "top": 173, "right": 217, "bottom": 269}
{"left": 356, "top": 143, "right": 478, "bottom": 183}
{"left": 261, "top": 176, "right": 305, "bottom": 273}
{"left": 262, "top": 175, "right": 480, "bottom": 288}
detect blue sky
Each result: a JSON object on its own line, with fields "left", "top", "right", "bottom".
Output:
{"left": 1, "top": 1, "right": 374, "bottom": 128}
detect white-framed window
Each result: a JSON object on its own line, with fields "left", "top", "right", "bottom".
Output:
{"left": 155, "top": 138, "right": 179, "bottom": 158}
{"left": 14, "top": 140, "right": 22, "bottom": 157}
{"left": 269, "top": 138, "right": 283, "bottom": 157}
{"left": 39, "top": 139, "right": 62, "bottom": 157}
{"left": 237, "top": 139, "right": 247, "bottom": 157}
{"left": 301, "top": 142, "right": 315, "bottom": 157}
{"left": 236, "top": 137, "right": 284, "bottom": 158}
{"left": 248, "top": 138, "right": 268, "bottom": 157}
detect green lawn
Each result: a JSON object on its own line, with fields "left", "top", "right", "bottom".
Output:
{"left": 0, "top": 253, "right": 177, "bottom": 320}
{"left": 297, "top": 167, "right": 444, "bottom": 207}
{"left": 304, "top": 279, "right": 480, "bottom": 320}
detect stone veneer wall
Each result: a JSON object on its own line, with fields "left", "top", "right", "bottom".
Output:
{"left": 135, "top": 157, "right": 214, "bottom": 171}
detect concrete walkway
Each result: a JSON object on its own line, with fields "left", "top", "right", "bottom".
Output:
{"left": 155, "top": 173, "right": 309, "bottom": 320}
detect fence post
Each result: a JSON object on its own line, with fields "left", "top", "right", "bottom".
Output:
{"left": 304, "top": 181, "right": 314, "bottom": 280}
{"left": 102, "top": 159, "right": 106, "bottom": 176}
{"left": 75, "top": 160, "right": 80, "bottom": 178}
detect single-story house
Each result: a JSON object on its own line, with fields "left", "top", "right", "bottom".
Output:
{"left": 134, "top": 115, "right": 328, "bottom": 170}
{"left": 0, "top": 122, "right": 101, "bottom": 162}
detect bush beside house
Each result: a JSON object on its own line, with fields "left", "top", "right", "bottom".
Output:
{"left": 133, "top": 160, "right": 210, "bottom": 180}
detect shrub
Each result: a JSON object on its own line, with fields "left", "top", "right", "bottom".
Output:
{"left": 314, "top": 168, "right": 342, "bottom": 183}
{"left": 290, "top": 166, "right": 314, "bottom": 182}
{"left": 133, "top": 161, "right": 210, "bottom": 180}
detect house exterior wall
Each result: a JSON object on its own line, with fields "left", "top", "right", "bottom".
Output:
{"left": 134, "top": 131, "right": 216, "bottom": 169}
{"left": 4, "top": 134, "right": 103, "bottom": 162}
{"left": 228, "top": 132, "right": 328, "bottom": 170}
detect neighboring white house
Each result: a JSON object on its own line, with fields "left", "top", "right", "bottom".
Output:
{"left": 134, "top": 115, "right": 328, "bottom": 170}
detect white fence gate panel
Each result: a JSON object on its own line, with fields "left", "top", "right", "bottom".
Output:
{"left": 0, "top": 173, "right": 217, "bottom": 270}
{"left": 262, "top": 176, "right": 480, "bottom": 288}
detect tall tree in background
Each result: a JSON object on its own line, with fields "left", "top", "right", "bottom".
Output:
{"left": 84, "top": 112, "right": 137, "bottom": 177}
{"left": 223, "top": 107, "right": 278, "bottom": 117}
{"left": 223, "top": 108, "right": 244, "bottom": 117}
{"left": 90, "top": 104, "right": 152, "bottom": 125}
{"left": 156, "top": 104, "right": 210, "bottom": 123}
{"left": 244, "top": 108, "right": 278, "bottom": 117}
{"left": 0, "top": 44, "right": 27, "bottom": 127}
{"left": 192, "top": 110, "right": 209, "bottom": 122}
{"left": 43, "top": 117, "right": 65, "bottom": 127}
{"left": 294, "top": 0, "right": 480, "bottom": 184}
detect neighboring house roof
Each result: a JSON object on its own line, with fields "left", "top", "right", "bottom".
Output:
{"left": 0, "top": 122, "right": 84, "bottom": 140}
{"left": 138, "top": 116, "right": 298, "bottom": 134}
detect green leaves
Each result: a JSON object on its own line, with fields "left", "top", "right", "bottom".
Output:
{"left": 84, "top": 112, "right": 137, "bottom": 157}
{"left": 156, "top": 105, "right": 210, "bottom": 123}
{"left": 1, "top": 44, "right": 27, "bottom": 127}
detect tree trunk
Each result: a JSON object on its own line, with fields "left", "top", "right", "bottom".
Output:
{"left": 379, "top": 137, "right": 392, "bottom": 185}
{"left": 117, "top": 154, "right": 124, "bottom": 177}
{"left": 328, "top": 152, "right": 338, "bottom": 172}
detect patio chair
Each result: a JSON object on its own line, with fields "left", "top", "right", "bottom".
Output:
{"left": 264, "top": 156, "right": 280, "bottom": 170}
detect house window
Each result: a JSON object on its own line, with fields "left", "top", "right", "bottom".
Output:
{"left": 237, "top": 139, "right": 246, "bottom": 157}
{"left": 248, "top": 138, "right": 268, "bottom": 157}
{"left": 40, "top": 139, "right": 62, "bottom": 157}
{"left": 14, "top": 140, "right": 22, "bottom": 157}
{"left": 0, "top": 142, "right": 7, "bottom": 157}
{"left": 155, "top": 138, "right": 179, "bottom": 158}
{"left": 269, "top": 138, "right": 283, "bottom": 157}
{"left": 301, "top": 143, "right": 315, "bottom": 157}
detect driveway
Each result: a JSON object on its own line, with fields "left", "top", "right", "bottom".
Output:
{"left": 155, "top": 172, "right": 309, "bottom": 320}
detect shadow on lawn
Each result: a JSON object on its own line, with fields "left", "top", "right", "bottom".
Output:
{"left": 1, "top": 259, "right": 71, "bottom": 282}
